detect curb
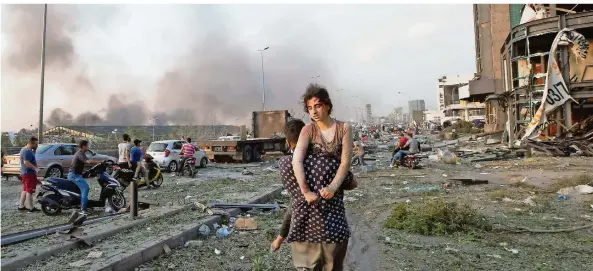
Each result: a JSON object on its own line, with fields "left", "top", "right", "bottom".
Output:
{"left": 92, "top": 187, "right": 283, "bottom": 271}
{"left": 1, "top": 206, "right": 187, "bottom": 271}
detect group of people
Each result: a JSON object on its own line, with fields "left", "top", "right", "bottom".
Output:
{"left": 269, "top": 83, "right": 357, "bottom": 270}
{"left": 17, "top": 137, "right": 95, "bottom": 214}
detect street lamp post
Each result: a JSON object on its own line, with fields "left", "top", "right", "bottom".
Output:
{"left": 152, "top": 117, "right": 159, "bottom": 141}
{"left": 258, "top": 46, "right": 269, "bottom": 111}
{"left": 38, "top": 4, "right": 48, "bottom": 143}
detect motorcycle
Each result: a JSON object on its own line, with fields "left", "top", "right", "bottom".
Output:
{"left": 177, "top": 157, "right": 197, "bottom": 178}
{"left": 394, "top": 154, "right": 421, "bottom": 169}
{"left": 37, "top": 160, "right": 127, "bottom": 216}
{"left": 111, "top": 154, "right": 164, "bottom": 189}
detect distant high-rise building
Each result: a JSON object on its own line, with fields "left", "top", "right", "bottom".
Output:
{"left": 365, "top": 104, "right": 372, "bottom": 124}
{"left": 408, "top": 100, "right": 425, "bottom": 116}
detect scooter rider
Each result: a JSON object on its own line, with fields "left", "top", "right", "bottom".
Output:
{"left": 68, "top": 140, "right": 92, "bottom": 215}
{"left": 173, "top": 137, "right": 196, "bottom": 176}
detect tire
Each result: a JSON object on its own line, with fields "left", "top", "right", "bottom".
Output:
{"left": 351, "top": 158, "right": 360, "bottom": 166}
{"left": 40, "top": 193, "right": 62, "bottom": 216}
{"left": 167, "top": 161, "right": 178, "bottom": 173}
{"left": 108, "top": 189, "right": 127, "bottom": 211}
{"left": 151, "top": 174, "right": 164, "bottom": 188}
{"left": 45, "top": 166, "right": 63, "bottom": 179}
{"left": 182, "top": 164, "right": 194, "bottom": 178}
{"left": 243, "top": 145, "right": 253, "bottom": 163}
{"left": 200, "top": 157, "right": 208, "bottom": 168}
{"left": 253, "top": 145, "right": 262, "bottom": 162}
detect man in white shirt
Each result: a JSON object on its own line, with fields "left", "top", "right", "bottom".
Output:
{"left": 117, "top": 134, "right": 132, "bottom": 168}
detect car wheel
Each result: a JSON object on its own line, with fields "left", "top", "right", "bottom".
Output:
{"left": 200, "top": 157, "right": 208, "bottom": 168}
{"left": 168, "top": 161, "right": 178, "bottom": 172}
{"left": 45, "top": 166, "right": 63, "bottom": 179}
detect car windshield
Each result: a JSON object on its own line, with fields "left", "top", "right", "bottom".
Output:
{"left": 147, "top": 143, "right": 168, "bottom": 152}
{"left": 35, "top": 144, "right": 52, "bottom": 154}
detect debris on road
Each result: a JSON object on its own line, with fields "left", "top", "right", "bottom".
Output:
{"left": 449, "top": 178, "right": 489, "bottom": 185}
{"left": 234, "top": 218, "right": 257, "bottom": 230}
{"left": 87, "top": 251, "right": 103, "bottom": 259}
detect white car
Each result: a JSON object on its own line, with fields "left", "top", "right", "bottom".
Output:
{"left": 146, "top": 140, "right": 208, "bottom": 172}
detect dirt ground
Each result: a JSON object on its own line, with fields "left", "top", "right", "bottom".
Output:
{"left": 3, "top": 148, "right": 593, "bottom": 270}
{"left": 140, "top": 151, "right": 593, "bottom": 271}
{"left": 0, "top": 161, "right": 284, "bottom": 264}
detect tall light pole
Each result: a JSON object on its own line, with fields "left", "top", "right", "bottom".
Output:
{"left": 152, "top": 117, "right": 159, "bottom": 141}
{"left": 38, "top": 4, "right": 48, "bottom": 143}
{"left": 258, "top": 46, "right": 269, "bottom": 111}
{"left": 311, "top": 75, "right": 320, "bottom": 83}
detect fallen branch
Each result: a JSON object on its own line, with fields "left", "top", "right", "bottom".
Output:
{"left": 497, "top": 223, "right": 593, "bottom": 233}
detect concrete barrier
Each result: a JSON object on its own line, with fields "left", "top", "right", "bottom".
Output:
{"left": 91, "top": 187, "right": 283, "bottom": 271}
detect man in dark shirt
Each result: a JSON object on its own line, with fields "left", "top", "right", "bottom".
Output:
{"left": 19, "top": 137, "right": 40, "bottom": 212}
{"left": 67, "top": 140, "right": 91, "bottom": 215}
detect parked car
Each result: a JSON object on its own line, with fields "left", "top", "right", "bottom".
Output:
{"left": 1, "top": 143, "right": 117, "bottom": 179}
{"left": 146, "top": 140, "right": 208, "bottom": 172}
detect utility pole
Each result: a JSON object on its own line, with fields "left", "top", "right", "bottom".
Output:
{"left": 258, "top": 46, "right": 269, "bottom": 111}
{"left": 38, "top": 4, "right": 48, "bottom": 143}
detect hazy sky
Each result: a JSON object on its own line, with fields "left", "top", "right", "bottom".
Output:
{"left": 1, "top": 4, "right": 476, "bottom": 131}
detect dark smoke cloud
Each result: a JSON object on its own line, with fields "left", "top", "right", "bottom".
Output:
{"left": 25, "top": 5, "right": 335, "bottom": 128}
{"left": 2, "top": 4, "right": 78, "bottom": 72}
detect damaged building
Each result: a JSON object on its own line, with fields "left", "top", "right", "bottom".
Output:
{"left": 498, "top": 5, "right": 593, "bottom": 143}
{"left": 437, "top": 74, "right": 485, "bottom": 124}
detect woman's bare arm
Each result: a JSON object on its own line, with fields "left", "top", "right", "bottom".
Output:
{"left": 291, "top": 125, "right": 318, "bottom": 203}
{"left": 325, "top": 123, "right": 353, "bottom": 195}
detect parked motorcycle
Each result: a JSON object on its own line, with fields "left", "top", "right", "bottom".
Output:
{"left": 112, "top": 154, "right": 164, "bottom": 189}
{"left": 37, "top": 160, "right": 127, "bottom": 216}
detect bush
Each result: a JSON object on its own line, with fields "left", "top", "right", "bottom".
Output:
{"left": 384, "top": 199, "right": 492, "bottom": 235}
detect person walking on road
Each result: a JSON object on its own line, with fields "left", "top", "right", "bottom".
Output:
{"left": 18, "top": 137, "right": 40, "bottom": 212}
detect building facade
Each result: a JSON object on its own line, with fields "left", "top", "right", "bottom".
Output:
{"left": 472, "top": 4, "right": 513, "bottom": 132}
{"left": 500, "top": 7, "right": 593, "bottom": 143}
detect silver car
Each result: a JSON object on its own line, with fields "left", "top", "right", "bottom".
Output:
{"left": 1, "top": 143, "right": 117, "bottom": 179}
{"left": 146, "top": 140, "right": 208, "bottom": 172}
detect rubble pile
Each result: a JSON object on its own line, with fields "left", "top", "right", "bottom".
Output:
{"left": 526, "top": 130, "right": 593, "bottom": 157}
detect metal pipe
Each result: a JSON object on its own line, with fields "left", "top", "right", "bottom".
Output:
{"left": 207, "top": 202, "right": 280, "bottom": 210}
{"left": 38, "top": 4, "right": 48, "bottom": 142}
{"left": 1, "top": 213, "right": 125, "bottom": 246}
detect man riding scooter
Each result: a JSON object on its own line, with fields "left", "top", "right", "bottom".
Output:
{"left": 391, "top": 131, "right": 419, "bottom": 168}
{"left": 173, "top": 137, "right": 197, "bottom": 177}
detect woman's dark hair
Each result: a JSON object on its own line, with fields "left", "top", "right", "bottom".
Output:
{"left": 301, "top": 83, "right": 333, "bottom": 115}
{"left": 122, "top": 134, "right": 130, "bottom": 142}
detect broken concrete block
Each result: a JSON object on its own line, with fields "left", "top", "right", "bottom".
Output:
{"left": 163, "top": 244, "right": 172, "bottom": 254}
{"left": 87, "top": 251, "right": 103, "bottom": 259}
{"left": 486, "top": 138, "right": 502, "bottom": 145}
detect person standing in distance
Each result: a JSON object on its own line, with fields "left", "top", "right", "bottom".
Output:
{"left": 18, "top": 137, "right": 40, "bottom": 212}
{"left": 117, "top": 134, "right": 132, "bottom": 169}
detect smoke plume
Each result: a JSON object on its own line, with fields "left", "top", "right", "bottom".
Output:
{"left": 5, "top": 4, "right": 335, "bottom": 129}
{"left": 2, "top": 4, "right": 78, "bottom": 73}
